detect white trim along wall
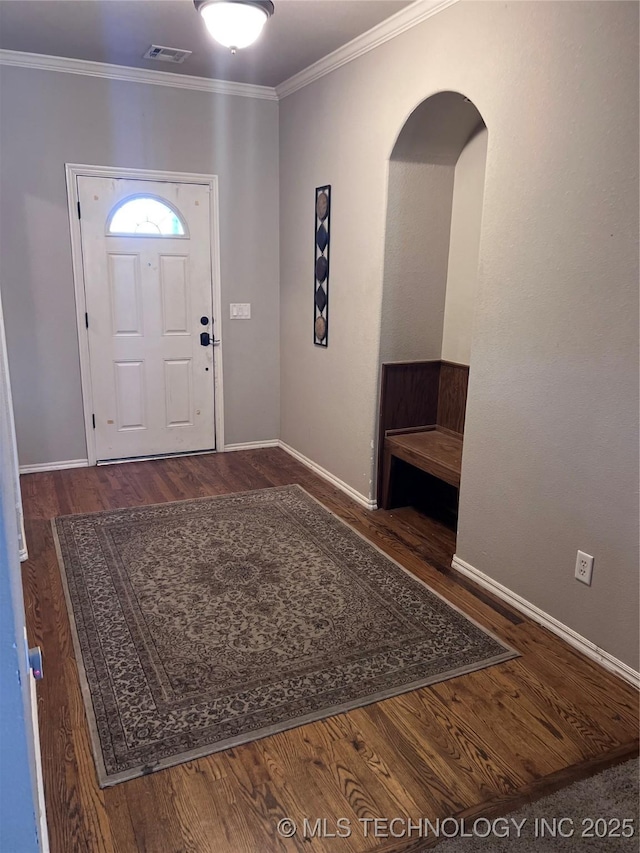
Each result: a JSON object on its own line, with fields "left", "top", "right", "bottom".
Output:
{"left": 18, "top": 460, "right": 90, "bottom": 476}
{"left": 0, "top": 49, "right": 278, "bottom": 100}
{"left": 451, "top": 556, "right": 640, "bottom": 690}
{"left": 65, "top": 164, "right": 225, "bottom": 467}
{"left": 0, "top": 0, "right": 458, "bottom": 101}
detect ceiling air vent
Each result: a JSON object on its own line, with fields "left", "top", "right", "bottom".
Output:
{"left": 143, "top": 45, "right": 192, "bottom": 64}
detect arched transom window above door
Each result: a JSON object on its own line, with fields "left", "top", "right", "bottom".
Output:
{"left": 107, "top": 195, "right": 187, "bottom": 237}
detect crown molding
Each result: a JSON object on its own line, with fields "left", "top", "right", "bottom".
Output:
{"left": 276, "top": 0, "right": 459, "bottom": 99}
{"left": 0, "top": 49, "right": 278, "bottom": 101}
{"left": 0, "top": 0, "right": 456, "bottom": 103}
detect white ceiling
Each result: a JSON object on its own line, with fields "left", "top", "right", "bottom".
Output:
{"left": 0, "top": 0, "right": 413, "bottom": 88}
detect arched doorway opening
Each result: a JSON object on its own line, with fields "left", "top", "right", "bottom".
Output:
{"left": 377, "top": 92, "right": 488, "bottom": 546}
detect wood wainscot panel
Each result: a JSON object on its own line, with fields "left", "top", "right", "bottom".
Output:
{"left": 437, "top": 361, "right": 469, "bottom": 435}
{"left": 377, "top": 361, "right": 442, "bottom": 499}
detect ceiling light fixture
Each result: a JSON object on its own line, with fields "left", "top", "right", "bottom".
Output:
{"left": 195, "top": 0, "right": 274, "bottom": 53}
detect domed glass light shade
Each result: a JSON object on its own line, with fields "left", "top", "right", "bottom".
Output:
{"left": 195, "top": 0, "right": 274, "bottom": 51}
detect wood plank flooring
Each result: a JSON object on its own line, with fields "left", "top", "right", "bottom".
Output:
{"left": 20, "top": 449, "right": 638, "bottom": 853}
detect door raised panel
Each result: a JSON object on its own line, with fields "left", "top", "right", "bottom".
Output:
{"left": 160, "top": 255, "right": 190, "bottom": 336}
{"left": 108, "top": 254, "right": 142, "bottom": 336}
{"left": 114, "top": 361, "right": 147, "bottom": 431}
{"left": 164, "top": 359, "right": 193, "bottom": 427}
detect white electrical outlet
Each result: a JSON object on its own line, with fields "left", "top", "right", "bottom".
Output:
{"left": 575, "top": 550, "right": 594, "bottom": 585}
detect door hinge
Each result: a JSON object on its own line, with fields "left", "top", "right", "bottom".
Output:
{"left": 85, "top": 312, "right": 89, "bottom": 329}
{"left": 77, "top": 201, "right": 81, "bottom": 219}
{"left": 92, "top": 414, "right": 96, "bottom": 429}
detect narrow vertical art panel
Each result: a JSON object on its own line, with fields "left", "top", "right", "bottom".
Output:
{"left": 314, "top": 185, "right": 330, "bottom": 347}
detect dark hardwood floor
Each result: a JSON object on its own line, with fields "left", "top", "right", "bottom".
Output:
{"left": 20, "top": 449, "right": 638, "bottom": 853}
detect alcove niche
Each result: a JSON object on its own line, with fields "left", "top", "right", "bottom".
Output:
{"left": 377, "top": 92, "right": 487, "bottom": 524}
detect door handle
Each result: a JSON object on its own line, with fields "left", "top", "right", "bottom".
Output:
{"left": 200, "top": 331, "right": 221, "bottom": 347}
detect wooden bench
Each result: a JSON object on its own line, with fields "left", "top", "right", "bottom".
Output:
{"left": 377, "top": 361, "right": 468, "bottom": 511}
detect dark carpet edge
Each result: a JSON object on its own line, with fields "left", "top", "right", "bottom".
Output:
{"left": 376, "top": 741, "right": 640, "bottom": 853}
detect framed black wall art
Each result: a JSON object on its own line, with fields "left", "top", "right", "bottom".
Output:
{"left": 314, "top": 185, "right": 330, "bottom": 347}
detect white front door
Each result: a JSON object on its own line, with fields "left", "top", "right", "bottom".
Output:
{"left": 77, "top": 176, "right": 217, "bottom": 461}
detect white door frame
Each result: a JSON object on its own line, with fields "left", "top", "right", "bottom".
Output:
{"left": 65, "top": 164, "right": 224, "bottom": 466}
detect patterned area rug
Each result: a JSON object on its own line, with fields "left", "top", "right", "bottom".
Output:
{"left": 53, "top": 485, "right": 518, "bottom": 787}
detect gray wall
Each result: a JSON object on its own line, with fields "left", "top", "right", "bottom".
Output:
{"left": 379, "top": 161, "right": 453, "bottom": 364}
{"left": 0, "top": 66, "right": 280, "bottom": 465}
{"left": 442, "top": 127, "right": 487, "bottom": 365}
{"left": 279, "top": 1, "right": 639, "bottom": 669}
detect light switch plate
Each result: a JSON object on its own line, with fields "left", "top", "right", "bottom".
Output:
{"left": 230, "top": 303, "right": 251, "bottom": 319}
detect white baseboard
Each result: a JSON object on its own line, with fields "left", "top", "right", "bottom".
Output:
{"left": 16, "top": 443, "right": 378, "bottom": 512}
{"left": 451, "top": 555, "right": 640, "bottom": 689}
{"left": 18, "top": 445, "right": 283, "bottom": 470}
{"left": 17, "top": 443, "right": 379, "bottom": 514}
{"left": 19, "top": 459, "right": 89, "bottom": 475}
{"left": 279, "top": 441, "right": 377, "bottom": 511}
{"left": 223, "top": 440, "right": 280, "bottom": 452}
